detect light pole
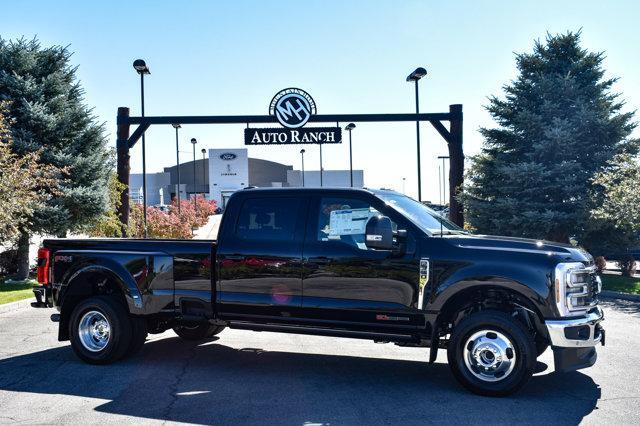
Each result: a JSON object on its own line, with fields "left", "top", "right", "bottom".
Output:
{"left": 319, "top": 143, "right": 323, "bottom": 187}
{"left": 172, "top": 123, "right": 182, "bottom": 213}
{"left": 201, "top": 148, "right": 207, "bottom": 198}
{"left": 300, "top": 149, "right": 306, "bottom": 187}
{"left": 438, "top": 155, "right": 450, "bottom": 206}
{"left": 438, "top": 165, "right": 442, "bottom": 206}
{"left": 345, "top": 123, "right": 356, "bottom": 187}
{"left": 191, "top": 138, "right": 197, "bottom": 210}
{"left": 406, "top": 66, "right": 427, "bottom": 201}
{"left": 133, "top": 59, "right": 150, "bottom": 236}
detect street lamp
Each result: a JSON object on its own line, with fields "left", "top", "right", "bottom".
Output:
{"left": 133, "top": 59, "right": 150, "bottom": 237}
{"left": 319, "top": 143, "right": 323, "bottom": 187}
{"left": 345, "top": 123, "right": 356, "bottom": 187}
{"left": 406, "top": 66, "right": 427, "bottom": 201}
{"left": 191, "top": 138, "right": 197, "bottom": 210}
{"left": 172, "top": 123, "right": 182, "bottom": 213}
{"left": 201, "top": 148, "right": 207, "bottom": 198}
{"left": 438, "top": 155, "right": 450, "bottom": 207}
{"left": 300, "top": 149, "right": 306, "bottom": 187}
{"left": 438, "top": 164, "right": 442, "bottom": 206}
{"left": 402, "top": 177, "right": 406, "bottom": 194}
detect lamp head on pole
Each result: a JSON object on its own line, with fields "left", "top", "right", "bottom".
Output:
{"left": 201, "top": 148, "right": 206, "bottom": 154}
{"left": 345, "top": 123, "right": 356, "bottom": 131}
{"left": 133, "top": 59, "right": 150, "bottom": 75}
{"left": 300, "top": 149, "right": 305, "bottom": 154}
{"left": 172, "top": 123, "right": 181, "bottom": 129}
{"left": 190, "top": 138, "right": 197, "bottom": 145}
{"left": 406, "top": 67, "right": 427, "bottom": 82}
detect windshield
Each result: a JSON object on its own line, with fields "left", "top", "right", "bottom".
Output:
{"left": 375, "top": 192, "right": 465, "bottom": 235}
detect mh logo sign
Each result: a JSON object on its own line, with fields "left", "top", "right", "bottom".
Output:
{"left": 269, "top": 88, "right": 316, "bottom": 129}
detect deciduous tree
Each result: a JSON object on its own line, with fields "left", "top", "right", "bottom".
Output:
{"left": 0, "top": 103, "right": 60, "bottom": 244}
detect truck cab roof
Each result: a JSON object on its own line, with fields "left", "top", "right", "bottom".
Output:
{"left": 239, "top": 186, "right": 400, "bottom": 196}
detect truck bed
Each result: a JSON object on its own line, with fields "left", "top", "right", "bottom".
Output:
{"left": 44, "top": 238, "right": 217, "bottom": 322}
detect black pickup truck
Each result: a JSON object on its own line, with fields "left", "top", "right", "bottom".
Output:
{"left": 32, "top": 187, "right": 604, "bottom": 396}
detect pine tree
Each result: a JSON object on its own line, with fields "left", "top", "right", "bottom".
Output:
{"left": 462, "top": 31, "right": 637, "bottom": 243}
{"left": 0, "top": 38, "right": 112, "bottom": 278}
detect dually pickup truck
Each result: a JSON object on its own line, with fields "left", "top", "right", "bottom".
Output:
{"left": 32, "top": 187, "right": 604, "bottom": 396}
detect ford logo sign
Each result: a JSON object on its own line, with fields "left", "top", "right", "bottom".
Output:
{"left": 219, "top": 153, "right": 237, "bottom": 161}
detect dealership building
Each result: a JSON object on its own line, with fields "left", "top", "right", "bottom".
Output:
{"left": 130, "top": 148, "right": 364, "bottom": 208}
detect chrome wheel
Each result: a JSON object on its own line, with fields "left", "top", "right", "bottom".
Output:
{"left": 78, "top": 310, "right": 111, "bottom": 352}
{"left": 463, "top": 329, "right": 516, "bottom": 382}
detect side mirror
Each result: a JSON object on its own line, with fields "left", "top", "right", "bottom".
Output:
{"left": 365, "top": 215, "right": 394, "bottom": 250}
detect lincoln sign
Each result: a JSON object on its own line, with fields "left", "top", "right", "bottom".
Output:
{"left": 244, "top": 88, "right": 342, "bottom": 145}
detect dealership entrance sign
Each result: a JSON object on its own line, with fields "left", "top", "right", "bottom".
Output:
{"left": 245, "top": 127, "right": 341, "bottom": 145}
{"left": 116, "top": 82, "right": 465, "bottom": 234}
{"left": 244, "top": 88, "right": 342, "bottom": 145}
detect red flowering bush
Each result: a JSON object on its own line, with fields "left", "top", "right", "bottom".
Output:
{"left": 129, "top": 195, "right": 217, "bottom": 239}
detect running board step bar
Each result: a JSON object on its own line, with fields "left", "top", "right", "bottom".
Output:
{"left": 228, "top": 321, "right": 418, "bottom": 342}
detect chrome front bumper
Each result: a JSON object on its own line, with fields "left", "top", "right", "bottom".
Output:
{"left": 545, "top": 306, "right": 605, "bottom": 348}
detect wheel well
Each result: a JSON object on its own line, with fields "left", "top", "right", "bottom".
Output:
{"left": 58, "top": 271, "right": 128, "bottom": 341}
{"left": 437, "top": 286, "right": 548, "bottom": 344}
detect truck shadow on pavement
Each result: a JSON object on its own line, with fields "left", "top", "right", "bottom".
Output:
{"left": 601, "top": 297, "right": 640, "bottom": 317}
{"left": 0, "top": 336, "right": 601, "bottom": 425}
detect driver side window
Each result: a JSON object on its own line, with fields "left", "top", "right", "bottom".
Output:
{"left": 316, "top": 197, "right": 396, "bottom": 250}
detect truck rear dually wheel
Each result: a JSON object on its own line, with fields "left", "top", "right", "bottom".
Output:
{"left": 447, "top": 310, "right": 536, "bottom": 396}
{"left": 69, "top": 296, "right": 132, "bottom": 364}
{"left": 173, "top": 324, "right": 225, "bottom": 341}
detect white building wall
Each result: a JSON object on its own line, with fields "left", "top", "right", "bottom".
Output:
{"left": 209, "top": 148, "right": 249, "bottom": 208}
{"left": 130, "top": 172, "right": 171, "bottom": 206}
{"left": 287, "top": 170, "right": 364, "bottom": 188}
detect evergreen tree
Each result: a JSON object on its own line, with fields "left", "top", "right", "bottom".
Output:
{"left": 462, "top": 31, "right": 637, "bottom": 243}
{"left": 0, "top": 38, "right": 111, "bottom": 278}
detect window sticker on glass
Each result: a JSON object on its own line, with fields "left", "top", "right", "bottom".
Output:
{"left": 329, "top": 208, "right": 374, "bottom": 237}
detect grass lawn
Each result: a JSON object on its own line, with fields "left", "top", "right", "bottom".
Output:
{"left": 0, "top": 279, "right": 36, "bottom": 305}
{"left": 600, "top": 274, "right": 640, "bottom": 295}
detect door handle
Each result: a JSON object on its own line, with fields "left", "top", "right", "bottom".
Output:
{"left": 224, "top": 255, "right": 245, "bottom": 261}
{"left": 308, "top": 256, "right": 331, "bottom": 265}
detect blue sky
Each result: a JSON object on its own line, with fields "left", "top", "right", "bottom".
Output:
{"left": 2, "top": 0, "right": 639, "bottom": 202}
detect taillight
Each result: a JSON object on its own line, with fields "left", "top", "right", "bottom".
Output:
{"left": 37, "top": 248, "right": 51, "bottom": 285}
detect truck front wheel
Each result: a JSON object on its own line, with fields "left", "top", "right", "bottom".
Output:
{"left": 447, "top": 310, "right": 536, "bottom": 396}
{"left": 69, "top": 296, "right": 132, "bottom": 364}
{"left": 173, "top": 324, "right": 225, "bottom": 341}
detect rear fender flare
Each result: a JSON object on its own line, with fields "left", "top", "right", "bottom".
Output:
{"left": 61, "top": 260, "right": 144, "bottom": 313}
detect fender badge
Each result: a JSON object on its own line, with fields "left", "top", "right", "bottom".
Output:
{"left": 418, "top": 258, "right": 430, "bottom": 309}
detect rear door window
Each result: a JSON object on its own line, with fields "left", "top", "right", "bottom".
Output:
{"left": 236, "top": 197, "right": 301, "bottom": 241}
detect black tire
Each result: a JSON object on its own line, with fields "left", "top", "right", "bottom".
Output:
{"left": 69, "top": 296, "right": 132, "bottom": 365}
{"left": 447, "top": 310, "right": 536, "bottom": 397}
{"left": 173, "top": 323, "right": 225, "bottom": 341}
{"left": 127, "top": 316, "right": 148, "bottom": 356}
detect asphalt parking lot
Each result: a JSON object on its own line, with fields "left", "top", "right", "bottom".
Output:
{"left": 0, "top": 299, "right": 639, "bottom": 425}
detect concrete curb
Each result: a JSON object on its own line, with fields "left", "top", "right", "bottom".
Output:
{"left": 0, "top": 297, "right": 35, "bottom": 315}
{"left": 601, "top": 290, "right": 640, "bottom": 302}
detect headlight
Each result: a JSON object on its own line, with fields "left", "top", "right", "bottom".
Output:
{"left": 554, "top": 262, "right": 598, "bottom": 317}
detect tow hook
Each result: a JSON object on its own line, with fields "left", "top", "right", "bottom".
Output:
{"left": 50, "top": 313, "right": 60, "bottom": 322}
